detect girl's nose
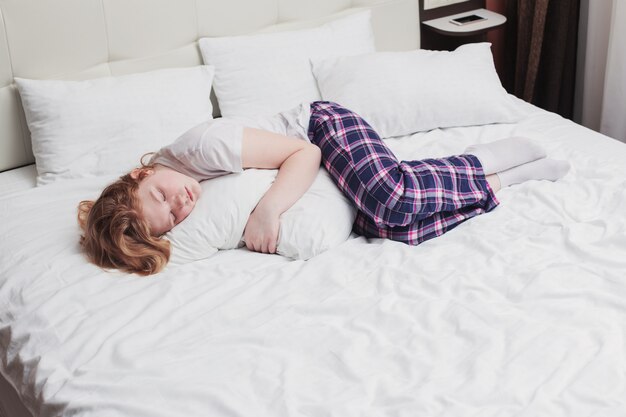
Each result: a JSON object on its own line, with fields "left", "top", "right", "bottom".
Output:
{"left": 172, "top": 193, "right": 187, "bottom": 210}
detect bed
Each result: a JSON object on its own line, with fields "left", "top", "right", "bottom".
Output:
{"left": 2, "top": 1, "right": 626, "bottom": 416}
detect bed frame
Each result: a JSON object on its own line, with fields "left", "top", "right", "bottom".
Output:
{"left": 0, "top": 0, "right": 419, "bottom": 174}
{"left": 0, "top": 1, "right": 419, "bottom": 414}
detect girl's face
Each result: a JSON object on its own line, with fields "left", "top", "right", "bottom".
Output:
{"left": 133, "top": 166, "right": 202, "bottom": 236}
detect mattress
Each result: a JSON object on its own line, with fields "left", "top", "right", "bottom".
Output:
{"left": 1, "top": 99, "right": 626, "bottom": 417}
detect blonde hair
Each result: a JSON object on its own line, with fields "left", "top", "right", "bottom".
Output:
{"left": 77, "top": 157, "right": 170, "bottom": 276}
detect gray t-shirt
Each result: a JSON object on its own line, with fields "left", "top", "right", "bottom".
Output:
{"left": 150, "top": 102, "right": 311, "bottom": 181}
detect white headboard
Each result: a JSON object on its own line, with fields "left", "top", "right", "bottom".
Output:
{"left": 0, "top": 0, "right": 419, "bottom": 172}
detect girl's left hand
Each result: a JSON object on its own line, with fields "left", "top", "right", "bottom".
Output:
{"left": 243, "top": 207, "right": 280, "bottom": 254}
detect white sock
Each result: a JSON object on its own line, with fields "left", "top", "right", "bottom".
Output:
{"left": 497, "top": 158, "right": 571, "bottom": 188}
{"left": 465, "top": 137, "right": 547, "bottom": 175}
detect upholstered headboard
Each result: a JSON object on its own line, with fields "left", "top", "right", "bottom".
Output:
{"left": 0, "top": 0, "right": 419, "bottom": 173}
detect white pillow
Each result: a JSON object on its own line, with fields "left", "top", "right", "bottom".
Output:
{"left": 165, "top": 168, "right": 356, "bottom": 264}
{"left": 311, "top": 43, "right": 521, "bottom": 138}
{"left": 198, "top": 10, "right": 375, "bottom": 118}
{"left": 15, "top": 66, "right": 215, "bottom": 186}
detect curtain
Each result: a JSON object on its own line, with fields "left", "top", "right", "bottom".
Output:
{"left": 503, "top": 0, "right": 580, "bottom": 119}
{"left": 576, "top": 0, "right": 626, "bottom": 143}
{"left": 599, "top": 0, "right": 626, "bottom": 142}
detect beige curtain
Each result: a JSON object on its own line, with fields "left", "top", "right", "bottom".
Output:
{"left": 600, "top": 1, "right": 626, "bottom": 142}
{"left": 575, "top": 0, "right": 626, "bottom": 143}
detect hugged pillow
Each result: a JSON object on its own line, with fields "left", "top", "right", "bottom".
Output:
{"left": 165, "top": 168, "right": 356, "bottom": 264}
{"left": 15, "top": 66, "right": 215, "bottom": 186}
{"left": 198, "top": 10, "right": 375, "bottom": 118}
{"left": 311, "top": 43, "right": 521, "bottom": 138}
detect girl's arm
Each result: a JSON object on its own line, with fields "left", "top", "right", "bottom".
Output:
{"left": 241, "top": 127, "right": 322, "bottom": 254}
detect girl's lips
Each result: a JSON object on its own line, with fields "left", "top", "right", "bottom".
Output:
{"left": 186, "top": 186, "right": 193, "bottom": 202}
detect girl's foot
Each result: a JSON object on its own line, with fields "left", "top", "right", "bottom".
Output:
{"left": 497, "top": 158, "right": 571, "bottom": 187}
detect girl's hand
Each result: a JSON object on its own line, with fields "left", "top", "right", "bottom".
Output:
{"left": 239, "top": 128, "right": 321, "bottom": 254}
{"left": 243, "top": 206, "right": 280, "bottom": 254}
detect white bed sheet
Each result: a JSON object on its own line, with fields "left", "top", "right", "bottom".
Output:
{"left": 1, "top": 100, "right": 626, "bottom": 417}
{"left": 0, "top": 165, "right": 36, "bottom": 197}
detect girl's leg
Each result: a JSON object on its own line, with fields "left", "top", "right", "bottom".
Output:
{"left": 308, "top": 101, "right": 499, "bottom": 235}
{"left": 486, "top": 174, "right": 501, "bottom": 193}
{"left": 464, "top": 137, "right": 546, "bottom": 175}
{"left": 352, "top": 201, "right": 495, "bottom": 245}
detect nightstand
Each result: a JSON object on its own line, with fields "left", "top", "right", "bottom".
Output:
{"left": 419, "top": 2, "right": 506, "bottom": 51}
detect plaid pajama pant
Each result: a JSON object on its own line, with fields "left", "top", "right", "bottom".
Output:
{"left": 307, "top": 101, "right": 500, "bottom": 245}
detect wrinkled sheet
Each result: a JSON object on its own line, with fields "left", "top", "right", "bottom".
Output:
{"left": 1, "top": 100, "right": 626, "bottom": 417}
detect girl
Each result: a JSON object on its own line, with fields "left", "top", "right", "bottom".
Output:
{"left": 78, "top": 101, "right": 569, "bottom": 275}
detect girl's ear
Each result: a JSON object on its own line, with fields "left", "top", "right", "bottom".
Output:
{"left": 130, "top": 167, "right": 154, "bottom": 181}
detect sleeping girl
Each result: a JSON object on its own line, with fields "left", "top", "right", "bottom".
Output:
{"left": 78, "top": 101, "right": 570, "bottom": 275}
